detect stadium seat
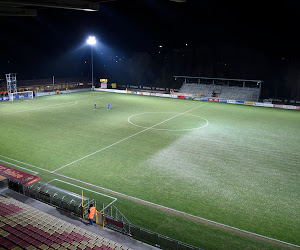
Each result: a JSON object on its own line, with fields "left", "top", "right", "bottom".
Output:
{"left": 0, "top": 196, "right": 133, "bottom": 250}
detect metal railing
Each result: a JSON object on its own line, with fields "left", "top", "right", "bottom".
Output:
{"left": 8, "top": 179, "right": 202, "bottom": 250}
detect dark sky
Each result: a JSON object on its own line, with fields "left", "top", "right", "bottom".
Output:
{"left": 1, "top": 0, "right": 300, "bottom": 98}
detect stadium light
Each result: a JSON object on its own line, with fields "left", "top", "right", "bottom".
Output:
{"left": 87, "top": 36, "right": 96, "bottom": 89}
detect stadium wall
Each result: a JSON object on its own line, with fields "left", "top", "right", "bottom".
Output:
{"left": 0, "top": 88, "right": 92, "bottom": 101}
{"left": 94, "top": 88, "right": 300, "bottom": 111}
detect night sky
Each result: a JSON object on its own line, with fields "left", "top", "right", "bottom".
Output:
{"left": 1, "top": 0, "right": 300, "bottom": 99}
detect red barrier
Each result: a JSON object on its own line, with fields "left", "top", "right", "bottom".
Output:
{"left": 0, "top": 164, "right": 39, "bottom": 185}
{"left": 105, "top": 217, "right": 123, "bottom": 229}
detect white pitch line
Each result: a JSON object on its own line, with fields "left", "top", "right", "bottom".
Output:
{"left": 0, "top": 155, "right": 51, "bottom": 173}
{"left": 47, "top": 179, "right": 117, "bottom": 201}
{"left": 52, "top": 103, "right": 208, "bottom": 173}
{"left": 0, "top": 159, "right": 38, "bottom": 174}
{"left": 1, "top": 154, "right": 299, "bottom": 248}
{"left": 128, "top": 112, "right": 209, "bottom": 131}
{"left": 52, "top": 172, "right": 300, "bottom": 249}
{"left": 0, "top": 101, "right": 78, "bottom": 116}
{"left": 48, "top": 179, "right": 118, "bottom": 213}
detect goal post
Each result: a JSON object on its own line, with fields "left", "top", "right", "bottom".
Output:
{"left": 8, "top": 91, "right": 34, "bottom": 101}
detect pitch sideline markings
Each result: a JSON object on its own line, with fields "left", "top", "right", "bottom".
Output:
{"left": 47, "top": 178, "right": 117, "bottom": 201}
{"left": 0, "top": 95, "right": 104, "bottom": 116}
{"left": 1, "top": 154, "right": 299, "bottom": 248}
{"left": 52, "top": 172, "right": 300, "bottom": 249}
{"left": 52, "top": 103, "right": 208, "bottom": 173}
{"left": 0, "top": 101, "right": 78, "bottom": 116}
{"left": 47, "top": 179, "right": 117, "bottom": 213}
{"left": 0, "top": 159, "right": 38, "bottom": 174}
{"left": 0, "top": 154, "right": 52, "bottom": 173}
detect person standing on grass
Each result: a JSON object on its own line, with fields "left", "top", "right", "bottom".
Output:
{"left": 88, "top": 204, "right": 96, "bottom": 225}
{"left": 107, "top": 103, "right": 110, "bottom": 110}
{"left": 94, "top": 103, "right": 97, "bottom": 110}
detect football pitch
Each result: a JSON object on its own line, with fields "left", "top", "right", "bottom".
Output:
{"left": 0, "top": 91, "right": 299, "bottom": 249}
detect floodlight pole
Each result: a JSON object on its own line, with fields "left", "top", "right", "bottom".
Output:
{"left": 87, "top": 36, "right": 96, "bottom": 90}
{"left": 91, "top": 46, "right": 94, "bottom": 89}
{"left": 52, "top": 76, "right": 54, "bottom": 91}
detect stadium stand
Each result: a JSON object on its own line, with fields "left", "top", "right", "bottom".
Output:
{"left": 176, "top": 76, "right": 262, "bottom": 102}
{"left": 0, "top": 194, "right": 140, "bottom": 250}
{"left": 178, "top": 83, "right": 260, "bottom": 101}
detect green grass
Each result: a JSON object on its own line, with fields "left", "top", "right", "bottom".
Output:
{"left": 0, "top": 91, "right": 299, "bottom": 249}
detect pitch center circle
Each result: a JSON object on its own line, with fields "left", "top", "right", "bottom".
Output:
{"left": 128, "top": 112, "right": 209, "bottom": 131}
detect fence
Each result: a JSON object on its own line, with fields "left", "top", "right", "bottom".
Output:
{"left": 7, "top": 179, "right": 202, "bottom": 250}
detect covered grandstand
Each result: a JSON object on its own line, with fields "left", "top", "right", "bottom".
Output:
{"left": 176, "top": 76, "right": 262, "bottom": 102}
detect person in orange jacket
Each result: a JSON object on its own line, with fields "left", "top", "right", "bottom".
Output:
{"left": 88, "top": 204, "right": 96, "bottom": 225}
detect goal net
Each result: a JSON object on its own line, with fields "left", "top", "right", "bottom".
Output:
{"left": 8, "top": 91, "right": 34, "bottom": 101}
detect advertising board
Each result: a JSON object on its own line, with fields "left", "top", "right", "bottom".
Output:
{"left": 0, "top": 164, "right": 40, "bottom": 186}
{"left": 227, "top": 100, "right": 236, "bottom": 104}
{"left": 253, "top": 102, "right": 264, "bottom": 106}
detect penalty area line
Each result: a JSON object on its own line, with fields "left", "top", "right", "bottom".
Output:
{"left": 47, "top": 178, "right": 117, "bottom": 213}
{"left": 52, "top": 103, "right": 208, "bottom": 173}
{"left": 0, "top": 154, "right": 298, "bottom": 248}
{"left": 53, "top": 172, "right": 300, "bottom": 249}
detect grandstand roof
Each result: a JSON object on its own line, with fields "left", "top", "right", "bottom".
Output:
{"left": 0, "top": 0, "right": 185, "bottom": 16}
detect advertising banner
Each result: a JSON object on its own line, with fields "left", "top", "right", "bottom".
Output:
{"left": 200, "top": 97, "right": 209, "bottom": 101}
{"left": 208, "top": 98, "right": 219, "bottom": 102}
{"left": 219, "top": 99, "right": 227, "bottom": 103}
{"left": 0, "top": 97, "right": 8, "bottom": 101}
{"left": 227, "top": 100, "right": 236, "bottom": 104}
{"left": 244, "top": 102, "right": 254, "bottom": 105}
{"left": 264, "top": 103, "right": 274, "bottom": 108}
{"left": 253, "top": 102, "right": 264, "bottom": 106}
{"left": 297, "top": 106, "right": 300, "bottom": 110}
{"left": 0, "top": 164, "right": 39, "bottom": 185}
{"left": 177, "top": 95, "right": 185, "bottom": 99}
{"left": 274, "top": 104, "right": 297, "bottom": 110}
{"left": 235, "top": 100, "right": 245, "bottom": 105}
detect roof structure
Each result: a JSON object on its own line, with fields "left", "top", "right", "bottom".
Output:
{"left": 0, "top": 0, "right": 186, "bottom": 16}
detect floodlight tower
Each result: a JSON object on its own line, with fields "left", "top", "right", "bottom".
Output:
{"left": 87, "top": 36, "right": 96, "bottom": 89}
{"left": 6, "top": 73, "right": 17, "bottom": 93}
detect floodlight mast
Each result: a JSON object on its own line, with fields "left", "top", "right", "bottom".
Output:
{"left": 87, "top": 36, "right": 96, "bottom": 89}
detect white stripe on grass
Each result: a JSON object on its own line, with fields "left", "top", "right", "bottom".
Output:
{"left": 47, "top": 179, "right": 117, "bottom": 213}
{"left": 1, "top": 154, "right": 299, "bottom": 248}
{"left": 0, "top": 155, "right": 52, "bottom": 173}
{"left": 51, "top": 172, "right": 300, "bottom": 249}
{"left": 0, "top": 101, "right": 78, "bottom": 116}
{"left": 0, "top": 159, "right": 38, "bottom": 174}
{"left": 52, "top": 103, "right": 208, "bottom": 173}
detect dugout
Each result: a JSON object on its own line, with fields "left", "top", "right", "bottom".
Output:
{"left": 6, "top": 179, "right": 201, "bottom": 249}
{"left": 0, "top": 175, "right": 8, "bottom": 190}
{"left": 8, "top": 180, "right": 88, "bottom": 216}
